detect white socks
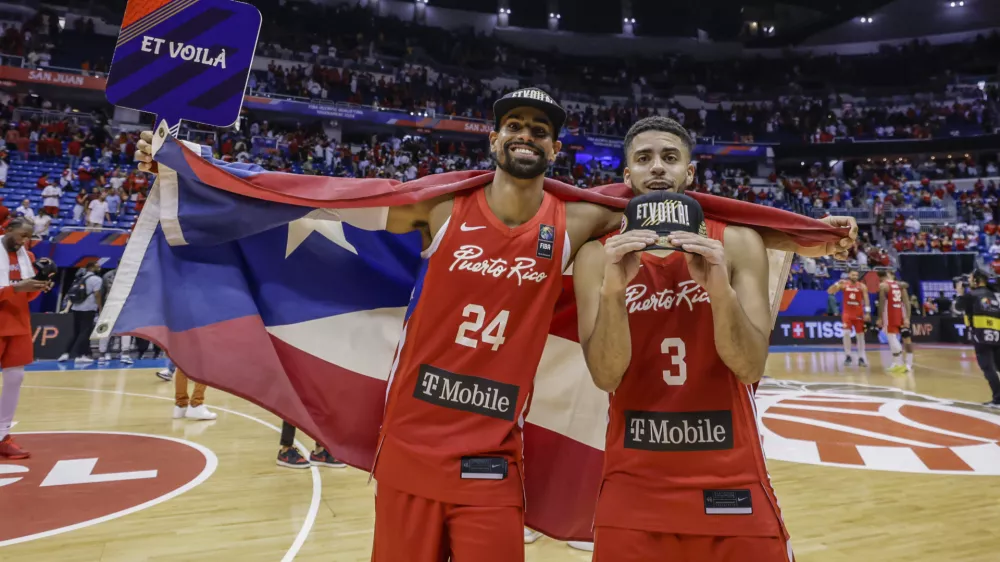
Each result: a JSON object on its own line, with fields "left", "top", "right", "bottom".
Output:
{"left": 0, "top": 366, "right": 26, "bottom": 440}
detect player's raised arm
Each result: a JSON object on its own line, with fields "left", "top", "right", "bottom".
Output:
{"left": 759, "top": 215, "right": 858, "bottom": 260}
{"left": 574, "top": 232, "right": 657, "bottom": 392}
{"left": 827, "top": 279, "right": 842, "bottom": 294}
{"left": 669, "top": 225, "right": 770, "bottom": 384}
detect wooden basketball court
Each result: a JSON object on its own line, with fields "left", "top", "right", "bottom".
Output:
{"left": 2, "top": 344, "right": 998, "bottom": 561}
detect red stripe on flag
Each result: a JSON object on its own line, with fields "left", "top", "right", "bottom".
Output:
{"left": 522, "top": 423, "right": 602, "bottom": 542}
{"left": 129, "top": 316, "right": 386, "bottom": 471}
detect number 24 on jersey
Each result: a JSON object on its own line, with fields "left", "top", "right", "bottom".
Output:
{"left": 455, "top": 304, "right": 509, "bottom": 351}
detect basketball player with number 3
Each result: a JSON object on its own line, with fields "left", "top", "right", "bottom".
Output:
{"left": 573, "top": 116, "right": 794, "bottom": 562}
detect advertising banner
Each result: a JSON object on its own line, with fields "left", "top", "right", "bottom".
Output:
{"left": 30, "top": 231, "right": 129, "bottom": 269}
{"left": 105, "top": 0, "right": 262, "bottom": 128}
{"left": 771, "top": 315, "right": 945, "bottom": 345}
{"left": 31, "top": 313, "right": 75, "bottom": 360}
{"left": 0, "top": 67, "right": 107, "bottom": 90}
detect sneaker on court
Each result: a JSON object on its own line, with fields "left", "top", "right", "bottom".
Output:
{"left": 74, "top": 356, "right": 94, "bottom": 366}
{"left": 844, "top": 356, "right": 853, "bottom": 366}
{"left": 309, "top": 449, "right": 346, "bottom": 468}
{"left": 0, "top": 435, "right": 29, "bottom": 459}
{"left": 57, "top": 353, "right": 69, "bottom": 362}
{"left": 523, "top": 528, "right": 543, "bottom": 544}
{"left": 887, "top": 364, "right": 908, "bottom": 376}
{"left": 983, "top": 401, "right": 1000, "bottom": 409}
{"left": 120, "top": 355, "right": 134, "bottom": 365}
{"left": 172, "top": 406, "right": 187, "bottom": 419}
{"left": 185, "top": 405, "right": 217, "bottom": 421}
{"left": 567, "top": 541, "right": 594, "bottom": 552}
{"left": 858, "top": 358, "right": 868, "bottom": 367}
{"left": 277, "top": 447, "right": 311, "bottom": 469}
{"left": 99, "top": 353, "right": 111, "bottom": 363}
{"left": 155, "top": 369, "right": 173, "bottom": 382}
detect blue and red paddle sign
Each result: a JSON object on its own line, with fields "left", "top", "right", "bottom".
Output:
{"left": 105, "top": 0, "right": 261, "bottom": 128}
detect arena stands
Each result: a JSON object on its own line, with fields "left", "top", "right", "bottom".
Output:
{"left": 1, "top": 0, "right": 999, "bottom": 289}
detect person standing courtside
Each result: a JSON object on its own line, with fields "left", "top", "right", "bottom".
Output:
{"left": 0, "top": 217, "right": 51, "bottom": 459}
{"left": 877, "top": 270, "right": 913, "bottom": 374}
{"left": 58, "top": 262, "right": 104, "bottom": 365}
{"left": 173, "top": 366, "right": 217, "bottom": 421}
{"left": 828, "top": 268, "right": 870, "bottom": 366}
{"left": 276, "top": 421, "right": 346, "bottom": 468}
{"left": 97, "top": 267, "right": 133, "bottom": 364}
{"left": 955, "top": 270, "right": 1000, "bottom": 407}
{"left": 573, "top": 117, "right": 793, "bottom": 561}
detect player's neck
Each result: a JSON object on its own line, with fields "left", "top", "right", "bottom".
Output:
{"left": 646, "top": 249, "right": 675, "bottom": 259}
{"left": 486, "top": 170, "right": 545, "bottom": 227}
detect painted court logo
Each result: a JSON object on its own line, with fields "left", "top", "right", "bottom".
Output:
{"left": 0, "top": 431, "right": 217, "bottom": 546}
{"left": 756, "top": 381, "right": 1000, "bottom": 475}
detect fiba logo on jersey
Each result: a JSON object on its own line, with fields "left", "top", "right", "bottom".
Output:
{"left": 636, "top": 199, "right": 690, "bottom": 229}
{"left": 536, "top": 224, "right": 554, "bottom": 260}
{"left": 414, "top": 365, "right": 519, "bottom": 421}
{"left": 624, "top": 410, "right": 734, "bottom": 451}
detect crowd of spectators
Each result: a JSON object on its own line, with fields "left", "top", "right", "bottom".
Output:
{"left": 3, "top": 2, "right": 998, "bottom": 146}
{"left": 0, "top": 96, "right": 149, "bottom": 232}
{"left": 241, "top": 2, "right": 1000, "bottom": 141}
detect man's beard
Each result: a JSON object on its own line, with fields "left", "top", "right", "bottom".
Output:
{"left": 491, "top": 141, "right": 549, "bottom": 180}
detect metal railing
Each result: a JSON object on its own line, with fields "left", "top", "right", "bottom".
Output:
{"left": 12, "top": 107, "right": 98, "bottom": 128}
{"left": 56, "top": 226, "right": 131, "bottom": 234}
{"left": 809, "top": 207, "right": 874, "bottom": 221}
{"left": 0, "top": 51, "right": 106, "bottom": 78}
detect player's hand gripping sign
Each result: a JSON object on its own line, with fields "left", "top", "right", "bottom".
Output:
{"left": 105, "top": 0, "right": 261, "bottom": 135}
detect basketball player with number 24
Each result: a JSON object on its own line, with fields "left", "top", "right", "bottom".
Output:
{"left": 574, "top": 116, "right": 794, "bottom": 562}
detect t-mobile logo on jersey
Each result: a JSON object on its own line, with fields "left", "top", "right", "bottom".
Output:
{"left": 449, "top": 245, "right": 548, "bottom": 286}
{"left": 414, "top": 365, "right": 519, "bottom": 421}
{"left": 625, "top": 280, "right": 710, "bottom": 314}
{"left": 624, "top": 410, "right": 734, "bottom": 451}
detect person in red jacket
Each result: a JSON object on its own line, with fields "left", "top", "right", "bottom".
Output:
{"left": 0, "top": 217, "right": 52, "bottom": 459}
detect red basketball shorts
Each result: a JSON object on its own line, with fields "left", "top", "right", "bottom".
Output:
{"left": 0, "top": 334, "right": 33, "bottom": 368}
{"left": 594, "top": 526, "right": 794, "bottom": 562}
{"left": 841, "top": 316, "right": 865, "bottom": 335}
{"left": 885, "top": 319, "right": 905, "bottom": 335}
{"left": 371, "top": 482, "right": 524, "bottom": 562}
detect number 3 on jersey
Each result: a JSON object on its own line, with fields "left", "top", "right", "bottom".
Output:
{"left": 455, "top": 304, "right": 510, "bottom": 351}
{"left": 661, "top": 337, "right": 687, "bottom": 386}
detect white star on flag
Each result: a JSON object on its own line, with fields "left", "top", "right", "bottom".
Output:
{"left": 285, "top": 211, "right": 358, "bottom": 258}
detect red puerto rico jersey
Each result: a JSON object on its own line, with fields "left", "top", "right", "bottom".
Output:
{"left": 841, "top": 281, "right": 867, "bottom": 320}
{"left": 595, "top": 219, "right": 786, "bottom": 538}
{"left": 884, "top": 280, "right": 906, "bottom": 331}
{"left": 373, "top": 188, "right": 569, "bottom": 507}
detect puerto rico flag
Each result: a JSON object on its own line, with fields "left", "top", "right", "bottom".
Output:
{"left": 97, "top": 122, "right": 845, "bottom": 542}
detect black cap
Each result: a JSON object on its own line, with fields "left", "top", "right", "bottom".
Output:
{"left": 621, "top": 191, "right": 707, "bottom": 252}
{"left": 33, "top": 257, "right": 57, "bottom": 281}
{"left": 493, "top": 88, "right": 566, "bottom": 134}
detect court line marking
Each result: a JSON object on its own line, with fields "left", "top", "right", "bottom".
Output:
{"left": 19, "top": 385, "right": 322, "bottom": 562}
{"left": 0, "top": 430, "right": 218, "bottom": 548}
